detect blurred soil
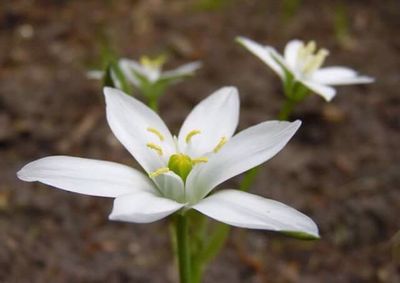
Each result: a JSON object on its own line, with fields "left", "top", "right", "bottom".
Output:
{"left": 0, "top": 0, "right": 399, "bottom": 282}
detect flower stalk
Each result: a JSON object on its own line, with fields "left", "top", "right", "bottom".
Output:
{"left": 176, "top": 213, "right": 192, "bottom": 283}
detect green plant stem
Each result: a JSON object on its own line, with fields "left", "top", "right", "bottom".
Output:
{"left": 176, "top": 214, "right": 192, "bottom": 283}
{"left": 278, "top": 98, "right": 297, "bottom": 121}
{"left": 239, "top": 97, "right": 297, "bottom": 192}
{"left": 148, "top": 96, "right": 158, "bottom": 112}
{"left": 239, "top": 166, "right": 260, "bottom": 192}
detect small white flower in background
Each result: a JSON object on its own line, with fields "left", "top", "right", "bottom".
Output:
{"left": 17, "top": 87, "right": 319, "bottom": 238}
{"left": 237, "top": 36, "right": 374, "bottom": 101}
{"left": 119, "top": 55, "right": 202, "bottom": 88}
{"left": 87, "top": 55, "right": 201, "bottom": 94}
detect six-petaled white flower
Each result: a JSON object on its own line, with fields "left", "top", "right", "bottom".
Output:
{"left": 237, "top": 36, "right": 374, "bottom": 101}
{"left": 119, "top": 55, "right": 202, "bottom": 89}
{"left": 17, "top": 87, "right": 319, "bottom": 238}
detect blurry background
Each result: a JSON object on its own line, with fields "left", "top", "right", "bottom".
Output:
{"left": 1, "top": 0, "right": 399, "bottom": 282}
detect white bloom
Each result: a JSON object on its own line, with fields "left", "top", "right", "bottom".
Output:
{"left": 17, "top": 87, "right": 319, "bottom": 237}
{"left": 237, "top": 36, "right": 374, "bottom": 101}
{"left": 119, "top": 56, "right": 202, "bottom": 87}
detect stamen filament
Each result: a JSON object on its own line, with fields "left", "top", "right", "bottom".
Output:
{"left": 213, "top": 136, "right": 227, "bottom": 153}
{"left": 149, "top": 167, "right": 170, "bottom": 178}
{"left": 146, "top": 143, "right": 163, "bottom": 156}
{"left": 302, "top": 48, "right": 329, "bottom": 74}
{"left": 304, "top": 41, "right": 316, "bottom": 56}
{"left": 185, "top": 130, "right": 201, "bottom": 144}
{"left": 192, "top": 157, "right": 208, "bottom": 164}
{"left": 147, "top": 127, "right": 164, "bottom": 141}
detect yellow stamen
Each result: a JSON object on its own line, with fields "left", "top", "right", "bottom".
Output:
{"left": 213, "top": 136, "right": 227, "bottom": 153}
{"left": 192, "top": 157, "right": 208, "bottom": 164}
{"left": 302, "top": 48, "right": 329, "bottom": 74}
{"left": 146, "top": 143, "right": 163, "bottom": 156}
{"left": 147, "top": 127, "right": 164, "bottom": 141}
{"left": 185, "top": 130, "right": 201, "bottom": 143}
{"left": 305, "top": 41, "right": 316, "bottom": 55}
{"left": 298, "top": 41, "right": 316, "bottom": 62}
{"left": 140, "top": 55, "right": 167, "bottom": 69}
{"left": 149, "top": 167, "right": 170, "bottom": 178}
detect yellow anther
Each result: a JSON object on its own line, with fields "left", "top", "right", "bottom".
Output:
{"left": 213, "top": 136, "right": 227, "bottom": 153}
{"left": 140, "top": 55, "right": 167, "bottom": 69}
{"left": 146, "top": 143, "right": 163, "bottom": 156}
{"left": 302, "top": 48, "right": 329, "bottom": 74}
{"left": 192, "top": 157, "right": 208, "bottom": 164}
{"left": 185, "top": 130, "right": 201, "bottom": 143}
{"left": 305, "top": 41, "right": 316, "bottom": 55}
{"left": 298, "top": 41, "right": 317, "bottom": 63}
{"left": 149, "top": 167, "right": 170, "bottom": 178}
{"left": 147, "top": 127, "right": 164, "bottom": 141}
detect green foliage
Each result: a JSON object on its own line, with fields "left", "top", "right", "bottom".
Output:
{"left": 334, "top": 3, "right": 351, "bottom": 46}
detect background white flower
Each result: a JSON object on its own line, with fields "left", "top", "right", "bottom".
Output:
{"left": 17, "top": 87, "right": 319, "bottom": 238}
{"left": 87, "top": 56, "right": 201, "bottom": 95}
{"left": 119, "top": 56, "right": 202, "bottom": 88}
{"left": 237, "top": 36, "right": 374, "bottom": 101}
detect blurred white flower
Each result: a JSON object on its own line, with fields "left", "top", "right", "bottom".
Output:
{"left": 237, "top": 37, "right": 374, "bottom": 101}
{"left": 119, "top": 55, "right": 202, "bottom": 88}
{"left": 17, "top": 87, "right": 318, "bottom": 238}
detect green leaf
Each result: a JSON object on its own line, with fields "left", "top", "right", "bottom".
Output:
{"left": 102, "top": 60, "right": 132, "bottom": 95}
{"left": 197, "top": 222, "right": 231, "bottom": 264}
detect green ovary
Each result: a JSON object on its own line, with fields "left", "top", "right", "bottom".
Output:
{"left": 168, "top": 154, "right": 193, "bottom": 182}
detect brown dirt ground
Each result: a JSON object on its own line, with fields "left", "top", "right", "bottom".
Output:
{"left": 1, "top": 0, "right": 399, "bottom": 282}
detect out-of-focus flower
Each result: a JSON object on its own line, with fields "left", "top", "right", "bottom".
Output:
{"left": 120, "top": 55, "right": 202, "bottom": 88}
{"left": 237, "top": 37, "right": 374, "bottom": 101}
{"left": 17, "top": 87, "right": 318, "bottom": 238}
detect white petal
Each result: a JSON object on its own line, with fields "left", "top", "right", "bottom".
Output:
{"left": 236, "top": 36, "right": 285, "bottom": 78}
{"left": 104, "top": 87, "right": 175, "bottom": 173}
{"left": 119, "top": 59, "right": 142, "bottom": 86}
{"left": 161, "top": 61, "right": 202, "bottom": 80}
{"left": 301, "top": 80, "right": 336, "bottom": 101}
{"left": 17, "top": 156, "right": 156, "bottom": 197}
{"left": 178, "top": 87, "right": 239, "bottom": 156}
{"left": 311, "top": 66, "right": 375, "bottom": 85}
{"left": 109, "top": 191, "right": 184, "bottom": 223}
{"left": 120, "top": 59, "right": 161, "bottom": 83}
{"left": 186, "top": 120, "right": 301, "bottom": 204}
{"left": 193, "top": 189, "right": 319, "bottom": 237}
{"left": 284, "top": 39, "right": 303, "bottom": 70}
{"left": 152, "top": 171, "right": 185, "bottom": 203}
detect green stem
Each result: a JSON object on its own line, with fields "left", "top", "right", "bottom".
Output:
{"left": 239, "top": 166, "right": 260, "bottom": 192}
{"left": 148, "top": 97, "right": 158, "bottom": 112}
{"left": 176, "top": 214, "right": 192, "bottom": 283}
{"left": 239, "top": 97, "right": 297, "bottom": 192}
{"left": 278, "top": 98, "right": 297, "bottom": 121}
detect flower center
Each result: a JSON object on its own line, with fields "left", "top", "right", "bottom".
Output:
{"left": 168, "top": 154, "right": 193, "bottom": 181}
{"left": 140, "top": 55, "right": 167, "bottom": 71}
{"left": 149, "top": 154, "right": 208, "bottom": 181}
{"left": 297, "top": 41, "right": 329, "bottom": 75}
{"left": 147, "top": 128, "right": 228, "bottom": 182}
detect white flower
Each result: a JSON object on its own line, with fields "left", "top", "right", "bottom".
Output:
{"left": 87, "top": 56, "right": 201, "bottom": 93}
{"left": 237, "top": 37, "right": 374, "bottom": 101}
{"left": 17, "top": 87, "right": 318, "bottom": 238}
{"left": 119, "top": 55, "right": 202, "bottom": 88}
